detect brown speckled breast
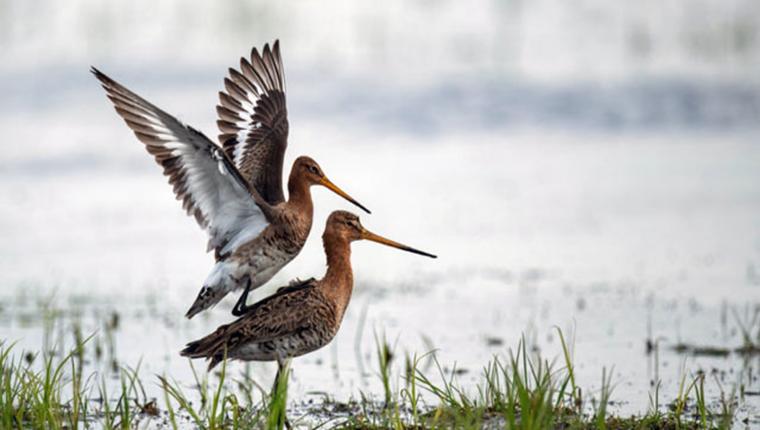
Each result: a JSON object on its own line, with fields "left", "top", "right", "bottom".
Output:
{"left": 233, "top": 207, "right": 311, "bottom": 262}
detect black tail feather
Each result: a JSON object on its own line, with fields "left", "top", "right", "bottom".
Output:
{"left": 207, "top": 353, "right": 224, "bottom": 371}
{"left": 179, "top": 323, "right": 231, "bottom": 364}
{"left": 180, "top": 339, "right": 204, "bottom": 357}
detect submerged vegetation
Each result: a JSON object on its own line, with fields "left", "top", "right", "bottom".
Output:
{"left": 0, "top": 322, "right": 747, "bottom": 429}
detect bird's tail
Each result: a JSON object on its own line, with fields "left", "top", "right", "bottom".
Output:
{"left": 180, "top": 323, "right": 233, "bottom": 371}
{"left": 185, "top": 285, "right": 227, "bottom": 319}
{"left": 185, "top": 261, "right": 240, "bottom": 319}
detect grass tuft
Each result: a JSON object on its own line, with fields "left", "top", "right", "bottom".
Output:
{"left": 0, "top": 326, "right": 746, "bottom": 429}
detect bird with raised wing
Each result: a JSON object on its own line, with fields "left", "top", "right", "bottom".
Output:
{"left": 180, "top": 210, "right": 436, "bottom": 373}
{"left": 92, "top": 40, "right": 370, "bottom": 319}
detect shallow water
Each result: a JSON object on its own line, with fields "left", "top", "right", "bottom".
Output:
{"left": 2, "top": 0, "right": 760, "bottom": 425}
{"left": 2, "top": 120, "right": 760, "bottom": 423}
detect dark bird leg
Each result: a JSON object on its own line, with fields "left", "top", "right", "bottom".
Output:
{"left": 231, "top": 276, "right": 253, "bottom": 317}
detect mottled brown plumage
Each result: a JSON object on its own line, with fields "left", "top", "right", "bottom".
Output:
{"left": 181, "top": 211, "right": 437, "bottom": 370}
{"left": 92, "top": 41, "right": 370, "bottom": 320}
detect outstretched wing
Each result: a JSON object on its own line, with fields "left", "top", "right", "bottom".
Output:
{"left": 217, "top": 40, "right": 289, "bottom": 205}
{"left": 92, "top": 67, "right": 272, "bottom": 258}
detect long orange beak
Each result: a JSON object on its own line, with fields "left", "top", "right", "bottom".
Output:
{"left": 320, "top": 177, "right": 371, "bottom": 214}
{"left": 361, "top": 229, "right": 437, "bottom": 259}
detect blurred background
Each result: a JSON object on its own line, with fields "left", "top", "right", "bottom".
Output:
{"left": 1, "top": 0, "right": 759, "bottom": 416}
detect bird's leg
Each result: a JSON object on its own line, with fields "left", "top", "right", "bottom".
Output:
{"left": 231, "top": 276, "right": 252, "bottom": 317}
{"left": 271, "top": 356, "right": 292, "bottom": 430}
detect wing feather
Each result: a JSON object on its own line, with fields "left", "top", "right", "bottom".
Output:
{"left": 180, "top": 280, "right": 320, "bottom": 368}
{"left": 92, "top": 67, "right": 272, "bottom": 258}
{"left": 217, "top": 40, "right": 289, "bottom": 205}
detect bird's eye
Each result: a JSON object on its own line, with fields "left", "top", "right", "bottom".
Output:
{"left": 308, "top": 165, "right": 319, "bottom": 175}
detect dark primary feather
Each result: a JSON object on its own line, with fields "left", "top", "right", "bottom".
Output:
{"left": 217, "top": 40, "right": 289, "bottom": 205}
{"left": 91, "top": 67, "right": 272, "bottom": 257}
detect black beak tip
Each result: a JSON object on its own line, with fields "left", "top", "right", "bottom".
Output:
{"left": 409, "top": 248, "right": 437, "bottom": 259}
{"left": 355, "top": 202, "right": 371, "bottom": 214}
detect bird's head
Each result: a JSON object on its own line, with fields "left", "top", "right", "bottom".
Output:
{"left": 293, "top": 156, "right": 370, "bottom": 213}
{"left": 324, "top": 211, "right": 437, "bottom": 258}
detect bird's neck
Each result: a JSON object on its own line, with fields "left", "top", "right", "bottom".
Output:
{"left": 321, "top": 234, "right": 354, "bottom": 318}
{"left": 286, "top": 174, "right": 313, "bottom": 214}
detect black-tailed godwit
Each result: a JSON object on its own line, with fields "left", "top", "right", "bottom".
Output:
{"left": 92, "top": 41, "right": 370, "bottom": 319}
